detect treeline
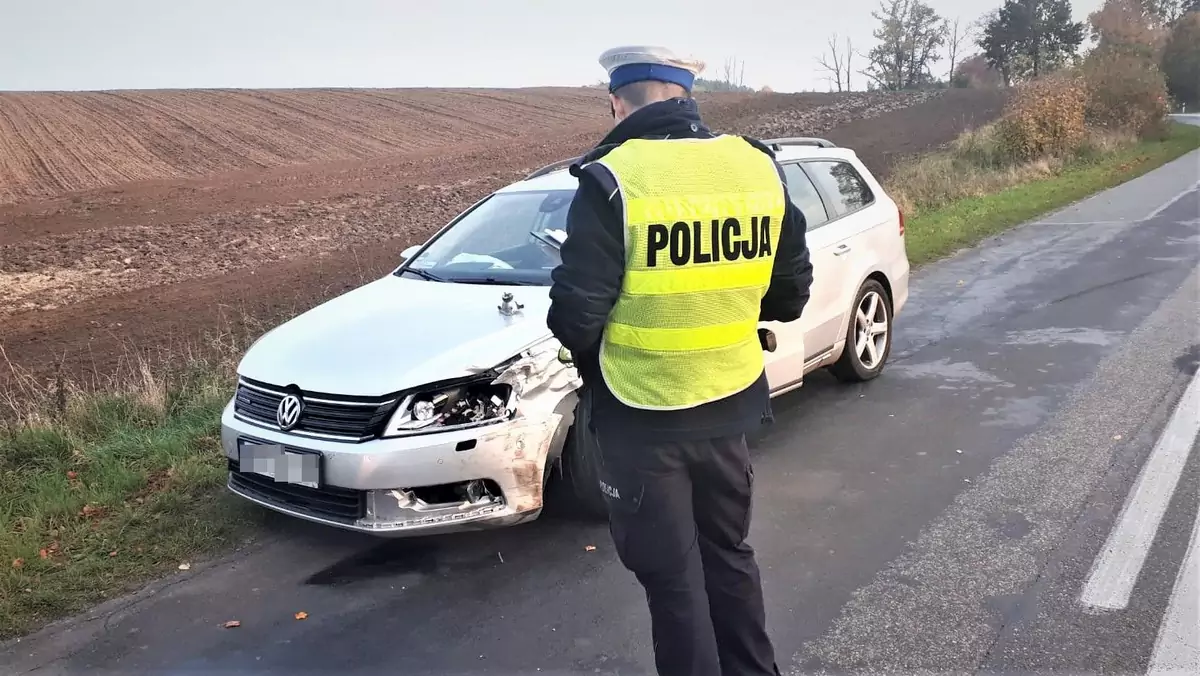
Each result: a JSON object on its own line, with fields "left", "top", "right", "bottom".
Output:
{"left": 694, "top": 58, "right": 757, "bottom": 93}
{"left": 814, "top": 0, "right": 1199, "bottom": 108}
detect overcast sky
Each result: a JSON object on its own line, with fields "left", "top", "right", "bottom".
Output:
{"left": 1, "top": 0, "right": 1104, "bottom": 93}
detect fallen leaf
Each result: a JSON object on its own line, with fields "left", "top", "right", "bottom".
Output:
{"left": 584, "top": 545, "right": 597, "bottom": 552}
{"left": 294, "top": 611, "right": 308, "bottom": 620}
{"left": 11, "top": 558, "right": 23, "bottom": 568}
{"left": 223, "top": 620, "right": 241, "bottom": 629}
{"left": 178, "top": 562, "right": 191, "bottom": 571}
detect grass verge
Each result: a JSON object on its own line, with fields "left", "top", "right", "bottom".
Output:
{"left": 0, "top": 348, "right": 264, "bottom": 640}
{"left": 898, "top": 121, "right": 1200, "bottom": 267}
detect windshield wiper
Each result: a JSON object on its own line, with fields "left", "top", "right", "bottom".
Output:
{"left": 448, "top": 277, "right": 542, "bottom": 286}
{"left": 530, "top": 230, "right": 562, "bottom": 251}
{"left": 402, "top": 267, "right": 447, "bottom": 282}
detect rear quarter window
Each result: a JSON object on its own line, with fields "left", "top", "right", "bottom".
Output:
{"left": 780, "top": 163, "right": 830, "bottom": 231}
{"left": 805, "top": 160, "right": 875, "bottom": 216}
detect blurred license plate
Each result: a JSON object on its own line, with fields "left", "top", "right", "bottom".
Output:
{"left": 238, "top": 442, "right": 320, "bottom": 488}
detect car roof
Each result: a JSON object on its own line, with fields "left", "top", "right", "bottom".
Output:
{"left": 773, "top": 145, "right": 859, "bottom": 164}
{"left": 499, "top": 167, "right": 580, "bottom": 192}
{"left": 498, "top": 138, "right": 865, "bottom": 194}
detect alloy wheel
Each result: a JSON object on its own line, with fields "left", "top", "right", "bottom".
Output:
{"left": 854, "top": 290, "right": 889, "bottom": 370}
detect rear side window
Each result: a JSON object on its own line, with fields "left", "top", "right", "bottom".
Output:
{"left": 805, "top": 160, "right": 875, "bottom": 216}
{"left": 781, "top": 163, "right": 830, "bottom": 231}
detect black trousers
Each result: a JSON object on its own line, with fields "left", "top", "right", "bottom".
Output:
{"left": 595, "top": 429, "right": 780, "bottom": 676}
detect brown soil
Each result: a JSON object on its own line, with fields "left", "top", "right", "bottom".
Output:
{"left": 0, "top": 87, "right": 610, "bottom": 206}
{"left": 0, "top": 86, "right": 1008, "bottom": 387}
{"left": 823, "top": 88, "right": 1012, "bottom": 174}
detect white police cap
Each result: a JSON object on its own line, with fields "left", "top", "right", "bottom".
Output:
{"left": 599, "top": 45, "right": 706, "bottom": 93}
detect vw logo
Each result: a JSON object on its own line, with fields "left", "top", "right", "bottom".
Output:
{"left": 276, "top": 394, "right": 304, "bottom": 431}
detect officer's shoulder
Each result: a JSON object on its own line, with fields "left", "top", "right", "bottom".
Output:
{"left": 571, "top": 143, "right": 620, "bottom": 172}
{"left": 736, "top": 135, "right": 777, "bottom": 159}
{"left": 569, "top": 145, "right": 621, "bottom": 199}
{"left": 730, "top": 135, "right": 787, "bottom": 186}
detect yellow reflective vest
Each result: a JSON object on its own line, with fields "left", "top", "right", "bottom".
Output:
{"left": 587, "top": 134, "right": 786, "bottom": 410}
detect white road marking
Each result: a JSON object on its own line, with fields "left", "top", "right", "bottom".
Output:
{"left": 1142, "top": 181, "right": 1200, "bottom": 222}
{"left": 1147, "top": 510, "right": 1200, "bottom": 674}
{"left": 1080, "top": 365, "right": 1200, "bottom": 610}
{"left": 1036, "top": 220, "right": 1131, "bottom": 226}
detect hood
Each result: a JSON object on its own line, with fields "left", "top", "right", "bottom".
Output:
{"left": 237, "top": 275, "right": 553, "bottom": 397}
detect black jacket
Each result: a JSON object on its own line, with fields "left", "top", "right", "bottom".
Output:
{"left": 546, "top": 97, "right": 814, "bottom": 442}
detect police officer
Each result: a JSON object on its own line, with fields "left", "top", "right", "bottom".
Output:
{"left": 547, "top": 45, "right": 814, "bottom": 676}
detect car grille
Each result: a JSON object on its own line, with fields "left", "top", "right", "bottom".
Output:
{"left": 228, "top": 458, "right": 366, "bottom": 524}
{"left": 233, "top": 378, "right": 396, "bottom": 442}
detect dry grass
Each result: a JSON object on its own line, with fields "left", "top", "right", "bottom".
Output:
{"left": 887, "top": 124, "right": 1139, "bottom": 217}
{"left": 0, "top": 300, "right": 292, "bottom": 423}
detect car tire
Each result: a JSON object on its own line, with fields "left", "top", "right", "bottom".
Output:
{"left": 829, "top": 278, "right": 893, "bottom": 383}
{"left": 558, "top": 387, "right": 609, "bottom": 520}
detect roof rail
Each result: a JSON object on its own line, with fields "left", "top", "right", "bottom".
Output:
{"left": 524, "top": 157, "right": 580, "bottom": 181}
{"left": 525, "top": 138, "right": 835, "bottom": 179}
{"left": 762, "top": 137, "right": 837, "bottom": 150}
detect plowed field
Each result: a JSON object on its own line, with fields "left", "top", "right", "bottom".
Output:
{"left": 0, "top": 86, "right": 1007, "bottom": 386}
{"left": 0, "top": 88, "right": 610, "bottom": 206}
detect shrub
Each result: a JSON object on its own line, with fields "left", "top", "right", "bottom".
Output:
{"left": 1082, "top": 46, "right": 1171, "bottom": 138}
{"left": 996, "top": 74, "right": 1089, "bottom": 162}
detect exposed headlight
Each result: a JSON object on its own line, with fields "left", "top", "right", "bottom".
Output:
{"left": 381, "top": 377, "right": 517, "bottom": 437}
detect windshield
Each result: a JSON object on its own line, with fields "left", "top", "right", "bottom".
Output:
{"left": 400, "top": 189, "right": 574, "bottom": 286}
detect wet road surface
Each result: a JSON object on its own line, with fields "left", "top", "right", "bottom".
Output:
{"left": 3, "top": 145, "right": 1199, "bottom": 675}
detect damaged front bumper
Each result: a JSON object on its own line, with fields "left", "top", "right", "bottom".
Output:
{"left": 220, "top": 401, "right": 568, "bottom": 537}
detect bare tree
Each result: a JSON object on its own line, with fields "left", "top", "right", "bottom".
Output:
{"left": 721, "top": 57, "right": 746, "bottom": 88}
{"left": 815, "top": 34, "right": 856, "bottom": 92}
{"left": 816, "top": 34, "right": 846, "bottom": 91}
{"left": 845, "top": 36, "right": 854, "bottom": 90}
{"left": 946, "top": 16, "right": 975, "bottom": 81}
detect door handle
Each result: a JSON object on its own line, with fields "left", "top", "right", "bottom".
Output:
{"left": 833, "top": 244, "right": 852, "bottom": 256}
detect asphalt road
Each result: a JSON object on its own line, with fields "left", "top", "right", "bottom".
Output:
{"left": 4, "top": 134, "right": 1199, "bottom": 676}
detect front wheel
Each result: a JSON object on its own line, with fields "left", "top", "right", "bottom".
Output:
{"left": 829, "top": 278, "right": 893, "bottom": 383}
{"left": 558, "top": 388, "right": 608, "bottom": 520}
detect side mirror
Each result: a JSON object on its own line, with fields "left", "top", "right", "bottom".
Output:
{"left": 557, "top": 346, "right": 574, "bottom": 365}
{"left": 400, "top": 245, "right": 421, "bottom": 261}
